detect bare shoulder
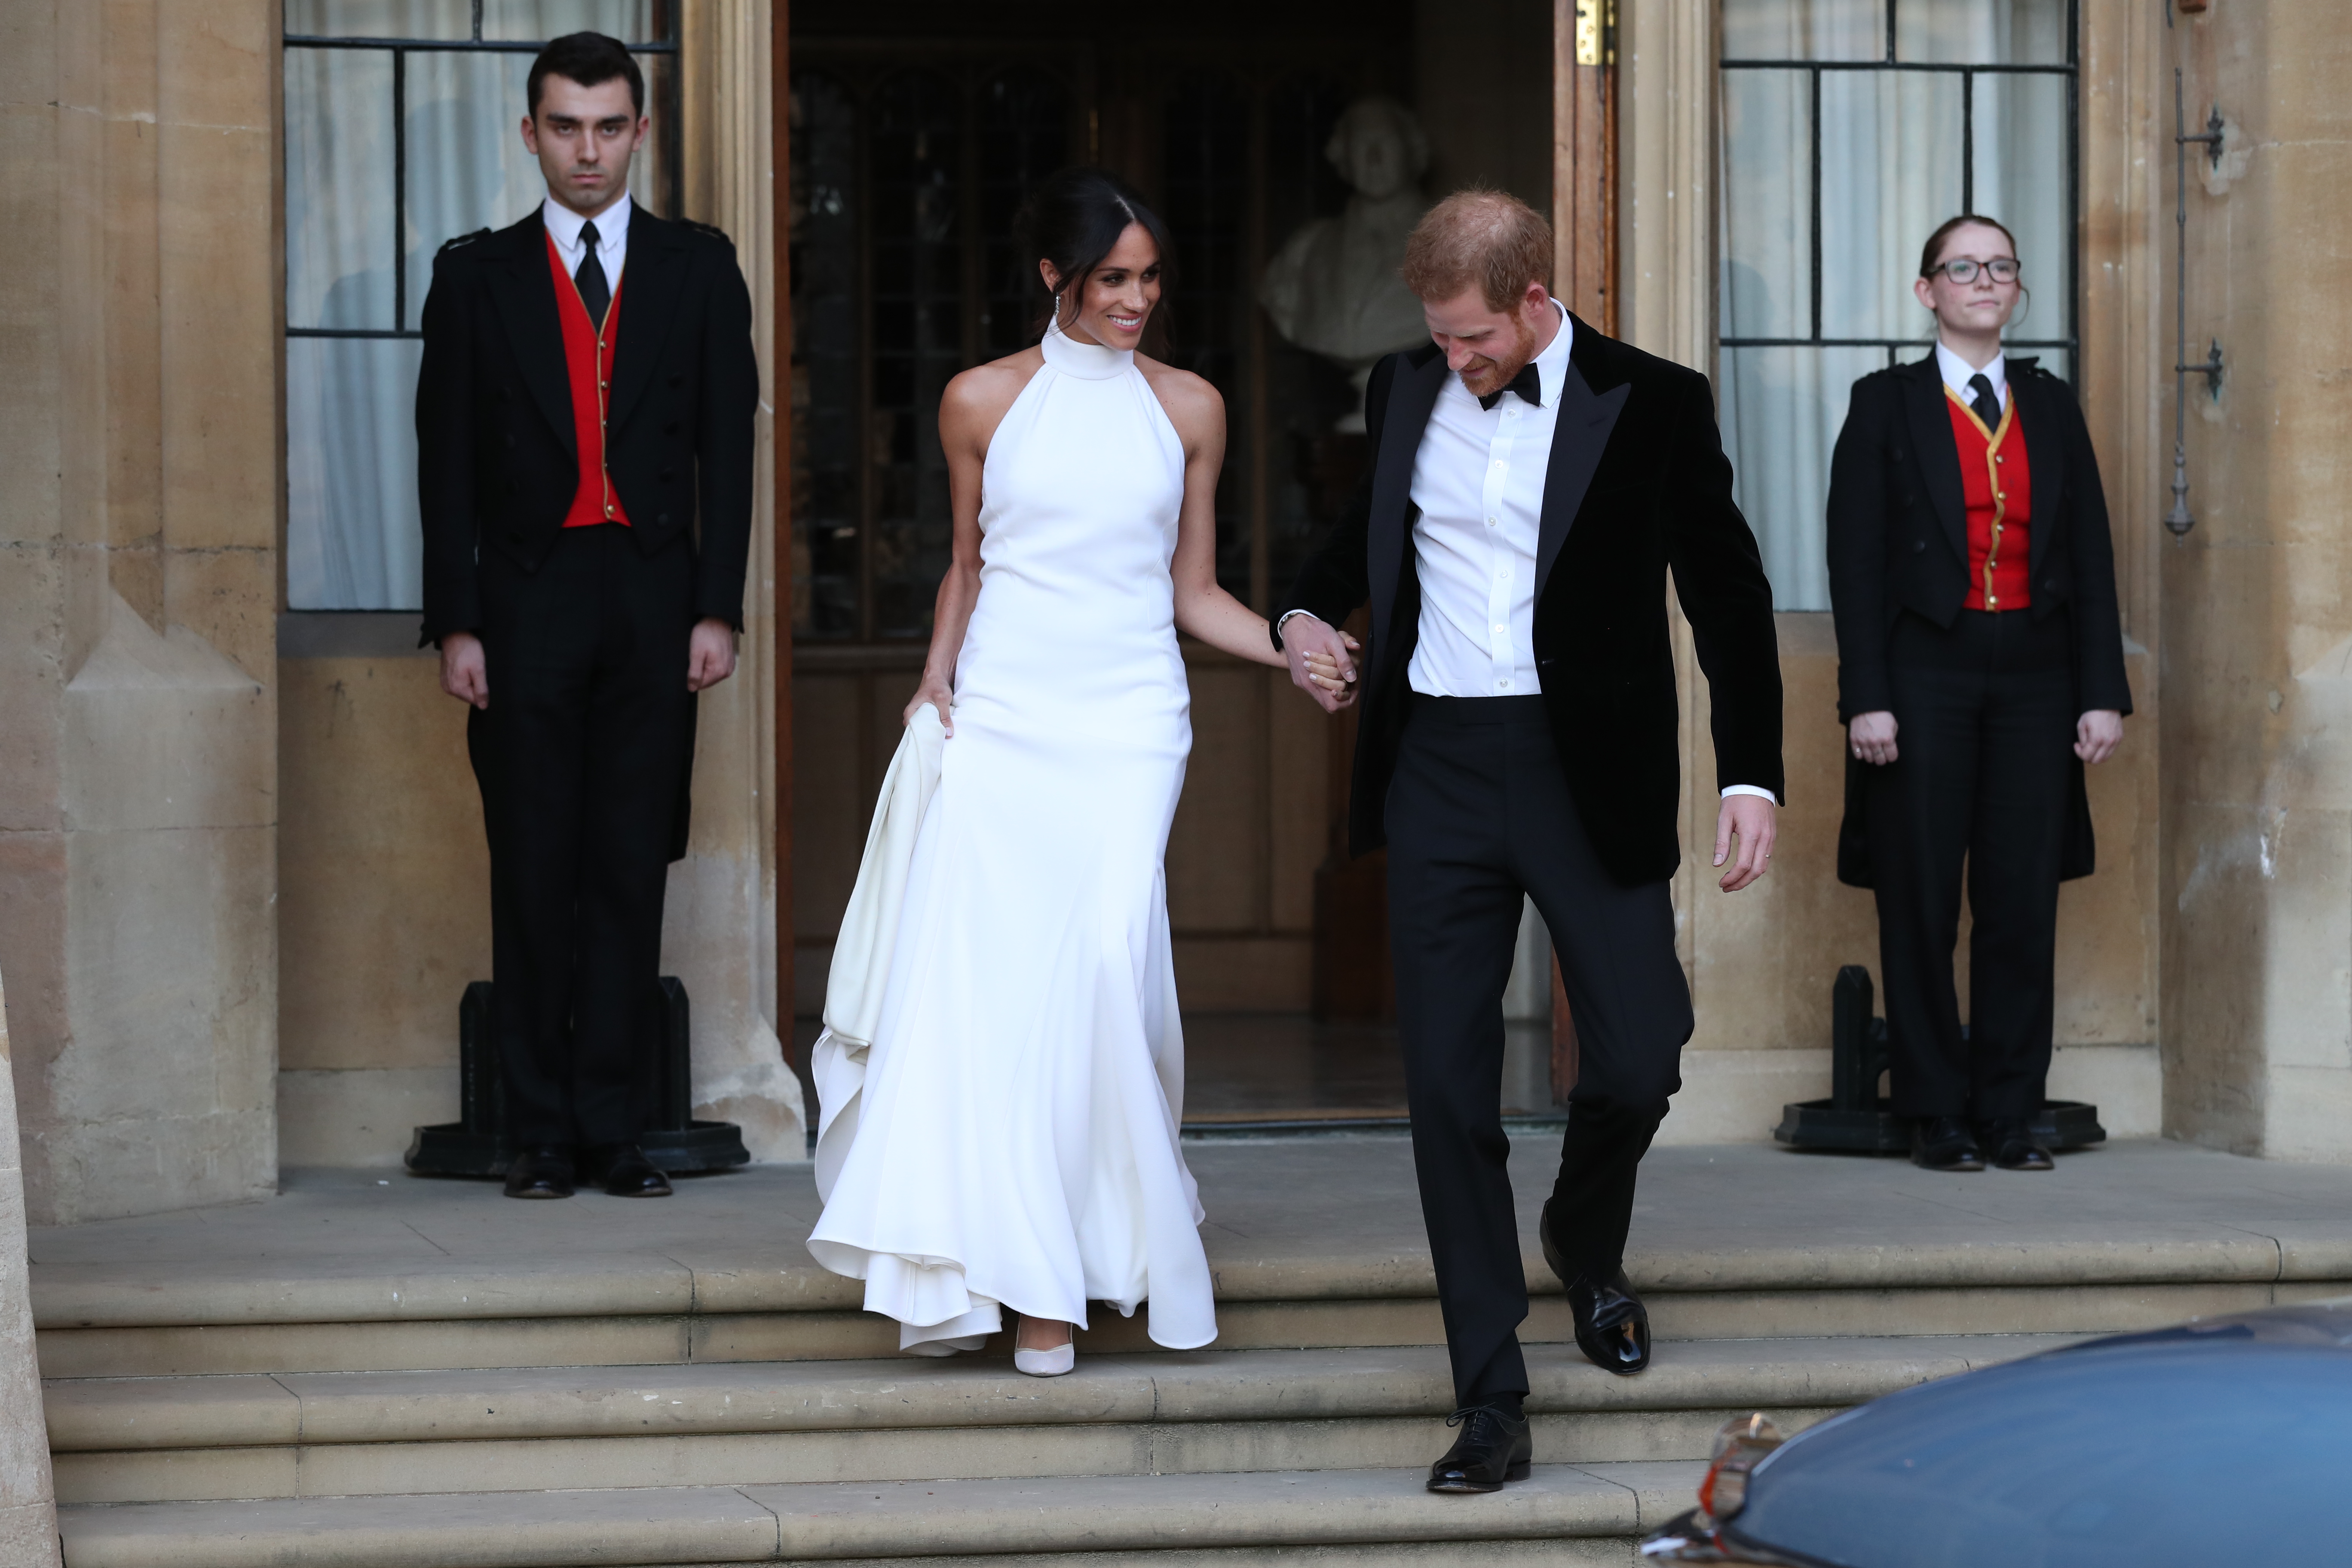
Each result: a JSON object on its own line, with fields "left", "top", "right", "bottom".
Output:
{"left": 940, "top": 347, "right": 1044, "bottom": 453}
{"left": 1135, "top": 356, "right": 1225, "bottom": 447}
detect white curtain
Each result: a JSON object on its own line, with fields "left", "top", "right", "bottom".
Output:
{"left": 1718, "top": 0, "right": 2070, "bottom": 611}
{"left": 284, "top": 16, "right": 668, "bottom": 610}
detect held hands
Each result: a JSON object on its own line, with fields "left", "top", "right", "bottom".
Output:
{"left": 904, "top": 676, "right": 955, "bottom": 737}
{"left": 1714, "top": 794, "right": 1777, "bottom": 893}
{"left": 1281, "top": 615, "right": 1362, "bottom": 713}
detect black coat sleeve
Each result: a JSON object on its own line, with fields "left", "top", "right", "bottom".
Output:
{"left": 2054, "top": 379, "right": 2134, "bottom": 716}
{"left": 1664, "top": 369, "right": 1786, "bottom": 801}
{"left": 1822, "top": 375, "right": 1897, "bottom": 723}
{"left": 1270, "top": 351, "right": 1403, "bottom": 649}
{"left": 415, "top": 250, "right": 481, "bottom": 645}
{"left": 690, "top": 240, "right": 763, "bottom": 630}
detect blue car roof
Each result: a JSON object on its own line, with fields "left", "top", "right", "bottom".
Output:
{"left": 1727, "top": 1300, "right": 2352, "bottom": 1568}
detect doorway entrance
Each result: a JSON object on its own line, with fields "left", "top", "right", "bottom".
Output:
{"left": 784, "top": 0, "right": 1608, "bottom": 1127}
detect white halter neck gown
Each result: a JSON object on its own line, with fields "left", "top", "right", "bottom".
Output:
{"left": 806, "top": 323, "right": 1216, "bottom": 1352}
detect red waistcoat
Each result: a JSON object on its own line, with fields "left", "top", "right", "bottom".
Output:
{"left": 546, "top": 231, "right": 631, "bottom": 529}
{"left": 1944, "top": 387, "right": 2030, "bottom": 611}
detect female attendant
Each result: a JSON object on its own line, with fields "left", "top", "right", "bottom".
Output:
{"left": 806, "top": 169, "right": 1348, "bottom": 1372}
{"left": 1826, "top": 216, "right": 2131, "bottom": 1174}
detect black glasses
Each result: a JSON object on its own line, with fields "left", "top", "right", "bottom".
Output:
{"left": 1926, "top": 257, "right": 2021, "bottom": 284}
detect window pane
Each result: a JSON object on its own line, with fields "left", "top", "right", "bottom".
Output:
{"left": 286, "top": 49, "right": 396, "bottom": 331}
{"left": 1721, "top": 0, "right": 1884, "bottom": 60}
{"left": 287, "top": 337, "right": 426, "bottom": 611}
{"left": 791, "top": 72, "right": 860, "bottom": 642}
{"left": 285, "top": 0, "right": 472, "bottom": 38}
{"left": 978, "top": 66, "right": 1072, "bottom": 361}
{"left": 1973, "top": 70, "right": 2071, "bottom": 342}
{"left": 1818, "top": 68, "right": 1963, "bottom": 340}
{"left": 481, "top": 1, "right": 664, "bottom": 40}
{"left": 869, "top": 70, "right": 964, "bottom": 641}
{"left": 403, "top": 51, "right": 543, "bottom": 329}
{"left": 1163, "top": 73, "right": 1253, "bottom": 603}
{"left": 1720, "top": 346, "right": 1885, "bottom": 612}
{"left": 1720, "top": 69, "right": 1812, "bottom": 340}
{"left": 1896, "top": 0, "right": 2070, "bottom": 63}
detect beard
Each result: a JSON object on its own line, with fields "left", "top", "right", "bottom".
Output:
{"left": 1456, "top": 314, "right": 1541, "bottom": 399}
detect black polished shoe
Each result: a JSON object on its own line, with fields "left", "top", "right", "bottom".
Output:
{"left": 502, "top": 1145, "right": 576, "bottom": 1200}
{"left": 1910, "top": 1115, "right": 1984, "bottom": 1172}
{"left": 590, "top": 1143, "right": 673, "bottom": 1197}
{"left": 1983, "top": 1122, "right": 2055, "bottom": 1171}
{"left": 1540, "top": 1201, "right": 1651, "bottom": 1375}
{"left": 1426, "top": 1403, "right": 1533, "bottom": 1494}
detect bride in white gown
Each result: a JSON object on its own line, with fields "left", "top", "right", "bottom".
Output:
{"left": 805, "top": 169, "right": 1353, "bottom": 1374}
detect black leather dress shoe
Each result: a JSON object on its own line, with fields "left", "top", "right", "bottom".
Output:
{"left": 1427, "top": 1403, "right": 1533, "bottom": 1493}
{"left": 1984, "top": 1123, "right": 2055, "bottom": 1171}
{"left": 502, "top": 1145, "right": 576, "bottom": 1199}
{"left": 1540, "top": 1201, "right": 1651, "bottom": 1375}
{"left": 591, "top": 1143, "right": 674, "bottom": 1197}
{"left": 1911, "top": 1115, "right": 1984, "bottom": 1172}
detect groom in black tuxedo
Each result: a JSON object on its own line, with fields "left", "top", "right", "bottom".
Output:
{"left": 1276, "top": 192, "right": 1783, "bottom": 1491}
{"left": 416, "top": 33, "right": 759, "bottom": 1200}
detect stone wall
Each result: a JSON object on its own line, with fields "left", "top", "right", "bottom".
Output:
{"left": 0, "top": 968, "right": 62, "bottom": 1565}
{"left": 2159, "top": 0, "right": 2352, "bottom": 1160}
{"left": 0, "top": 0, "right": 281, "bottom": 1223}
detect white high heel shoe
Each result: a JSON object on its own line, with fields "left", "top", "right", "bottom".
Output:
{"left": 1013, "top": 1318, "right": 1076, "bottom": 1377}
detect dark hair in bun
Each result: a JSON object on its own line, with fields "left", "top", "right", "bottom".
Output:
{"left": 1013, "top": 167, "right": 1175, "bottom": 347}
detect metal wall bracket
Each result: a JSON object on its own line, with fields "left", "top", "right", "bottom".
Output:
{"left": 2176, "top": 339, "right": 2225, "bottom": 398}
{"left": 2165, "top": 70, "right": 2225, "bottom": 540}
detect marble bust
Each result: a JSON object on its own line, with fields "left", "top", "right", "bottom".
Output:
{"left": 1260, "top": 95, "right": 1433, "bottom": 430}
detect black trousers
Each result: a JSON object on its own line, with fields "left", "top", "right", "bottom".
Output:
{"left": 1865, "top": 609, "right": 2075, "bottom": 1125}
{"left": 1385, "top": 695, "right": 1694, "bottom": 1409}
{"left": 469, "top": 524, "right": 696, "bottom": 1148}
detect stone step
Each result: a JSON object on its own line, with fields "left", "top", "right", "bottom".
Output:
{"left": 55, "top": 1462, "right": 1708, "bottom": 1568}
{"left": 47, "top": 1335, "right": 2060, "bottom": 1505}
{"left": 34, "top": 1234, "right": 2338, "bottom": 1378}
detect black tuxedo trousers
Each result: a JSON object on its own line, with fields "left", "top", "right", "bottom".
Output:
{"left": 468, "top": 524, "right": 696, "bottom": 1148}
{"left": 1864, "top": 608, "right": 2075, "bottom": 1125}
{"left": 1386, "top": 695, "right": 1694, "bottom": 1408}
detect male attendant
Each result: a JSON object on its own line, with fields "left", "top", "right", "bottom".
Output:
{"left": 1275, "top": 192, "right": 1783, "bottom": 1492}
{"left": 416, "top": 33, "right": 760, "bottom": 1200}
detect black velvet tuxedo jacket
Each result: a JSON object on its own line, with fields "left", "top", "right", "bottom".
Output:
{"left": 1276, "top": 319, "right": 1785, "bottom": 890}
{"left": 1824, "top": 354, "right": 2132, "bottom": 724}
{"left": 415, "top": 208, "right": 760, "bottom": 645}
{"left": 1824, "top": 354, "right": 2133, "bottom": 888}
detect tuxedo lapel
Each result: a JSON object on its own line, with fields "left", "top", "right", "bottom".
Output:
{"left": 607, "top": 212, "right": 687, "bottom": 435}
{"left": 1899, "top": 355, "right": 1968, "bottom": 566}
{"left": 2009, "top": 361, "right": 2066, "bottom": 586}
{"left": 1367, "top": 350, "right": 1448, "bottom": 652}
{"left": 485, "top": 213, "right": 576, "bottom": 459}
{"left": 1536, "top": 320, "right": 1631, "bottom": 597}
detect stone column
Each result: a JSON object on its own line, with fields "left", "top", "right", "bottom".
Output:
{"left": 0, "top": 970, "right": 64, "bottom": 1566}
{"left": 0, "top": 1, "right": 281, "bottom": 1222}
{"left": 2161, "top": 0, "right": 2352, "bottom": 1160}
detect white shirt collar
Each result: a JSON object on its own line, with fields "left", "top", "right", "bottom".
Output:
{"left": 1934, "top": 339, "right": 2006, "bottom": 406}
{"left": 541, "top": 192, "right": 632, "bottom": 274}
{"left": 1532, "top": 297, "right": 1574, "bottom": 407}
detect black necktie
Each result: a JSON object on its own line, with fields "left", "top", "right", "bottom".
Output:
{"left": 1967, "top": 371, "right": 2002, "bottom": 430}
{"left": 575, "top": 220, "right": 611, "bottom": 330}
{"left": 1479, "top": 361, "right": 1544, "bottom": 412}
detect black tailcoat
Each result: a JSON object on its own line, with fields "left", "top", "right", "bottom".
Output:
{"left": 1826, "top": 355, "right": 2132, "bottom": 886}
{"left": 416, "top": 208, "right": 760, "bottom": 644}
{"left": 1277, "top": 318, "right": 1785, "bottom": 889}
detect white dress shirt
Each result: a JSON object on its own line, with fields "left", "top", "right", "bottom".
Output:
{"left": 1933, "top": 340, "right": 2006, "bottom": 411}
{"left": 542, "top": 192, "right": 632, "bottom": 288}
{"left": 1280, "top": 300, "right": 1772, "bottom": 802}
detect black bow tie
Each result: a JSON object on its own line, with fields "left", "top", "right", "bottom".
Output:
{"left": 1479, "top": 361, "right": 1544, "bottom": 411}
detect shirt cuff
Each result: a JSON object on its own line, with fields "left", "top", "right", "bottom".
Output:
{"left": 1720, "top": 785, "right": 1777, "bottom": 802}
